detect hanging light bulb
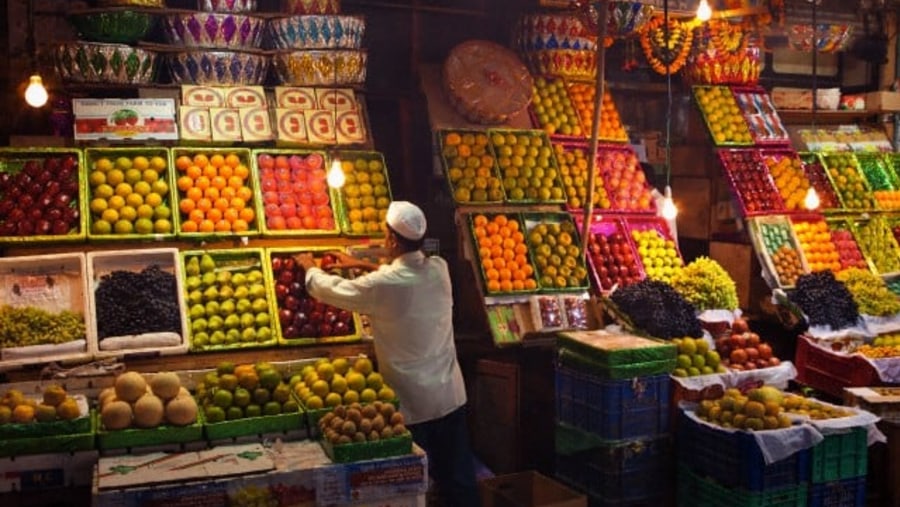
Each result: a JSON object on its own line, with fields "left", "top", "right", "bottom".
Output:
{"left": 327, "top": 156, "right": 345, "bottom": 188}
{"left": 24, "top": 74, "right": 48, "bottom": 108}
{"left": 804, "top": 187, "right": 820, "bottom": 210}
{"left": 696, "top": 0, "right": 712, "bottom": 22}
{"left": 661, "top": 185, "right": 678, "bottom": 220}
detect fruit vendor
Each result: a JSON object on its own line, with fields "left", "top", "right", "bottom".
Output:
{"left": 295, "top": 201, "right": 480, "bottom": 506}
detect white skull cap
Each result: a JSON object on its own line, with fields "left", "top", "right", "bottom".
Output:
{"left": 386, "top": 201, "right": 426, "bottom": 240}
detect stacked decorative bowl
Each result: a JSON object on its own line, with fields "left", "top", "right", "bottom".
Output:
{"left": 269, "top": 13, "right": 368, "bottom": 85}
{"left": 514, "top": 13, "right": 598, "bottom": 80}
{"left": 60, "top": 9, "right": 160, "bottom": 85}
{"left": 163, "top": 2, "right": 269, "bottom": 85}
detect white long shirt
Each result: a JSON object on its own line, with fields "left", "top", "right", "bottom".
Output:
{"left": 304, "top": 250, "right": 467, "bottom": 424}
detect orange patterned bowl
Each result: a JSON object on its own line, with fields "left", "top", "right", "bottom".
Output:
{"left": 282, "top": 0, "right": 340, "bottom": 14}
{"left": 523, "top": 49, "right": 597, "bottom": 80}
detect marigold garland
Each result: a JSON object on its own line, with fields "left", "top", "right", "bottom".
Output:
{"left": 640, "top": 15, "right": 697, "bottom": 75}
{"left": 708, "top": 19, "right": 750, "bottom": 54}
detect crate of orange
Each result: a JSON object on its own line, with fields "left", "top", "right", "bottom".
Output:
{"left": 84, "top": 147, "right": 176, "bottom": 241}
{"left": 522, "top": 211, "right": 590, "bottom": 293}
{"left": 436, "top": 129, "right": 504, "bottom": 205}
{"left": 250, "top": 149, "right": 341, "bottom": 238}
{"left": 692, "top": 85, "right": 754, "bottom": 146}
{"left": 759, "top": 149, "right": 814, "bottom": 213}
{"left": 469, "top": 212, "right": 540, "bottom": 295}
{"left": 172, "top": 148, "right": 260, "bottom": 239}
{"left": 529, "top": 76, "right": 587, "bottom": 140}
{"left": 566, "top": 80, "right": 629, "bottom": 143}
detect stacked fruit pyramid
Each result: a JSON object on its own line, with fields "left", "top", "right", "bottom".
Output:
{"left": 553, "top": 328, "right": 676, "bottom": 506}
{"left": 677, "top": 384, "right": 870, "bottom": 507}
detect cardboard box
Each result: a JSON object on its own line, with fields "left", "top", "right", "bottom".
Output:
{"left": 275, "top": 109, "right": 308, "bottom": 144}
{"left": 179, "top": 107, "right": 212, "bottom": 142}
{"left": 867, "top": 91, "right": 900, "bottom": 112}
{"left": 224, "top": 86, "right": 267, "bottom": 109}
{"left": 181, "top": 85, "right": 225, "bottom": 108}
{"left": 0, "top": 450, "right": 98, "bottom": 493}
{"left": 480, "top": 471, "right": 586, "bottom": 507}
{"left": 336, "top": 110, "right": 366, "bottom": 144}
{"left": 275, "top": 87, "right": 317, "bottom": 109}
{"left": 316, "top": 88, "right": 357, "bottom": 111}
{"left": 239, "top": 107, "right": 274, "bottom": 142}
{"left": 73, "top": 98, "right": 178, "bottom": 141}
{"left": 306, "top": 110, "right": 337, "bottom": 144}
{"left": 845, "top": 387, "right": 900, "bottom": 422}
{"left": 210, "top": 108, "right": 243, "bottom": 142}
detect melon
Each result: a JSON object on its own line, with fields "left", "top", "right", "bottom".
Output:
{"left": 133, "top": 394, "right": 165, "bottom": 428}
{"left": 115, "top": 371, "right": 148, "bottom": 403}
{"left": 150, "top": 372, "right": 181, "bottom": 401}
{"left": 165, "top": 396, "right": 198, "bottom": 426}
{"left": 101, "top": 400, "right": 133, "bottom": 430}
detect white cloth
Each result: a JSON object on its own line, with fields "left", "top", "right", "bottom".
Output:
{"left": 304, "top": 250, "right": 466, "bottom": 424}
{"left": 386, "top": 201, "right": 427, "bottom": 240}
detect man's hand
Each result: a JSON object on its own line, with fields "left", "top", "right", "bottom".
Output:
{"left": 294, "top": 253, "right": 317, "bottom": 271}
{"left": 330, "top": 251, "right": 380, "bottom": 272}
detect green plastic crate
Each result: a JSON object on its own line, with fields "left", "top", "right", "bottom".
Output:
{"left": 320, "top": 431, "right": 413, "bottom": 463}
{"left": 95, "top": 411, "right": 204, "bottom": 451}
{"left": 0, "top": 147, "right": 87, "bottom": 244}
{"left": 249, "top": 149, "right": 341, "bottom": 238}
{"left": 202, "top": 405, "right": 304, "bottom": 441}
{"left": 557, "top": 347, "right": 676, "bottom": 380}
{"left": 0, "top": 410, "right": 96, "bottom": 457}
{"left": 83, "top": 147, "right": 177, "bottom": 242}
{"left": 332, "top": 150, "right": 393, "bottom": 238}
{"left": 436, "top": 129, "right": 504, "bottom": 205}
{"left": 522, "top": 211, "right": 590, "bottom": 293}
{"left": 485, "top": 128, "right": 566, "bottom": 204}
{"left": 810, "top": 427, "right": 868, "bottom": 484}
{"left": 677, "top": 467, "right": 808, "bottom": 507}
{"left": 558, "top": 329, "right": 677, "bottom": 367}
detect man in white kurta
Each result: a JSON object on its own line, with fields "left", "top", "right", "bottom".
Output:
{"left": 296, "top": 201, "right": 480, "bottom": 507}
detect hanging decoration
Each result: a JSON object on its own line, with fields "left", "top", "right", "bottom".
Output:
{"left": 639, "top": 15, "right": 697, "bottom": 75}
{"left": 572, "top": 1, "right": 655, "bottom": 38}
{"left": 708, "top": 19, "right": 750, "bottom": 54}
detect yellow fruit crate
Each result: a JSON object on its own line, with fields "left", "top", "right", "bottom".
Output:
{"left": 0, "top": 148, "right": 86, "bottom": 244}
{"left": 180, "top": 248, "right": 278, "bottom": 352}
{"left": 332, "top": 150, "right": 393, "bottom": 237}
{"left": 83, "top": 147, "right": 176, "bottom": 242}
{"left": 522, "top": 211, "right": 590, "bottom": 293}
{"left": 486, "top": 128, "right": 566, "bottom": 204}
{"left": 263, "top": 247, "right": 363, "bottom": 347}
{"left": 436, "top": 129, "right": 504, "bottom": 205}
{"left": 692, "top": 85, "right": 754, "bottom": 147}
{"left": 170, "top": 147, "right": 261, "bottom": 240}
{"left": 249, "top": 149, "right": 341, "bottom": 238}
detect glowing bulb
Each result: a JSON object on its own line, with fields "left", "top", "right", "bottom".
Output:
{"left": 696, "top": 0, "right": 712, "bottom": 21}
{"left": 327, "top": 157, "right": 345, "bottom": 188}
{"left": 661, "top": 185, "right": 678, "bottom": 220}
{"left": 24, "top": 75, "right": 48, "bottom": 108}
{"left": 804, "top": 187, "right": 820, "bottom": 210}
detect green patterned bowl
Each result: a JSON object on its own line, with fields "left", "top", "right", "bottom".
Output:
{"left": 69, "top": 10, "right": 156, "bottom": 44}
{"left": 54, "top": 42, "right": 159, "bottom": 85}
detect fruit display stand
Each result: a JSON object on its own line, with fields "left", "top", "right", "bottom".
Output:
{"left": 83, "top": 147, "right": 177, "bottom": 241}
{"left": 265, "top": 247, "right": 363, "bottom": 346}
{"left": 87, "top": 248, "right": 190, "bottom": 359}
{"left": 0, "top": 252, "right": 93, "bottom": 371}
{"left": 332, "top": 150, "right": 394, "bottom": 237}
{"left": 180, "top": 248, "right": 278, "bottom": 352}
{"left": 250, "top": 149, "right": 342, "bottom": 237}
{"left": 0, "top": 148, "right": 86, "bottom": 243}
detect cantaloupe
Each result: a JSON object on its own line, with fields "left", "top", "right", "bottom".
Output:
{"left": 101, "top": 400, "right": 133, "bottom": 430}
{"left": 150, "top": 372, "right": 181, "bottom": 401}
{"left": 115, "top": 371, "right": 148, "bottom": 403}
{"left": 165, "top": 396, "right": 198, "bottom": 426}
{"left": 133, "top": 394, "right": 164, "bottom": 428}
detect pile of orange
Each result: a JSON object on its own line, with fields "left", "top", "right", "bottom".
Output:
{"left": 764, "top": 154, "right": 811, "bottom": 211}
{"left": 175, "top": 152, "right": 256, "bottom": 234}
{"left": 694, "top": 86, "right": 753, "bottom": 145}
{"left": 791, "top": 219, "right": 840, "bottom": 273}
{"left": 442, "top": 131, "right": 503, "bottom": 203}
{"left": 567, "top": 82, "right": 627, "bottom": 142}
{"left": 554, "top": 144, "right": 610, "bottom": 210}
{"left": 472, "top": 213, "right": 537, "bottom": 293}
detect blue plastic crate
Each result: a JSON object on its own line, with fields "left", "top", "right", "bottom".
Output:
{"left": 677, "top": 411, "right": 810, "bottom": 492}
{"left": 677, "top": 467, "right": 808, "bottom": 507}
{"left": 555, "top": 366, "right": 670, "bottom": 440}
{"left": 808, "top": 476, "right": 867, "bottom": 507}
{"left": 810, "top": 428, "right": 868, "bottom": 484}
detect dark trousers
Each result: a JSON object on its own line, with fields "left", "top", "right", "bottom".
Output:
{"left": 408, "top": 405, "right": 481, "bottom": 507}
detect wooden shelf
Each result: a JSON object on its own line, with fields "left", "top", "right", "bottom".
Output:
{"left": 778, "top": 109, "right": 886, "bottom": 125}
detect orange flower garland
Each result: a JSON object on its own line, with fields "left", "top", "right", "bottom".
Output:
{"left": 708, "top": 19, "right": 750, "bottom": 54}
{"left": 640, "top": 15, "right": 697, "bottom": 75}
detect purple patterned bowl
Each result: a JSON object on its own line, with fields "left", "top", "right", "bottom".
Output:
{"left": 167, "top": 50, "right": 268, "bottom": 85}
{"left": 198, "top": 0, "right": 258, "bottom": 12}
{"left": 162, "top": 11, "right": 265, "bottom": 49}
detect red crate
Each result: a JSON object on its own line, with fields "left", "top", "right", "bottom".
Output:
{"left": 794, "top": 335, "right": 882, "bottom": 398}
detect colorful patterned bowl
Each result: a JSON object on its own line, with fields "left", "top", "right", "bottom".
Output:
{"left": 97, "top": 0, "right": 165, "bottom": 6}
{"left": 167, "top": 50, "right": 269, "bottom": 85}
{"left": 268, "top": 15, "right": 365, "bottom": 49}
{"left": 515, "top": 33, "right": 596, "bottom": 52}
{"left": 282, "top": 0, "right": 340, "bottom": 14}
{"left": 69, "top": 10, "right": 156, "bottom": 44}
{"left": 517, "top": 14, "right": 592, "bottom": 41}
{"left": 55, "top": 42, "right": 158, "bottom": 84}
{"left": 198, "top": 0, "right": 258, "bottom": 12}
{"left": 523, "top": 49, "right": 597, "bottom": 80}
{"left": 272, "top": 50, "right": 367, "bottom": 86}
{"left": 162, "top": 11, "right": 265, "bottom": 49}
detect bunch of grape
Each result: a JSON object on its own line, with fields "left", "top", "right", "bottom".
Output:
{"left": 669, "top": 256, "right": 739, "bottom": 311}
{"left": 0, "top": 305, "right": 85, "bottom": 347}
{"left": 610, "top": 279, "right": 703, "bottom": 339}
{"left": 788, "top": 271, "right": 859, "bottom": 329}
{"left": 835, "top": 268, "right": 900, "bottom": 317}
{"left": 95, "top": 265, "right": 182, "bottom": 339}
